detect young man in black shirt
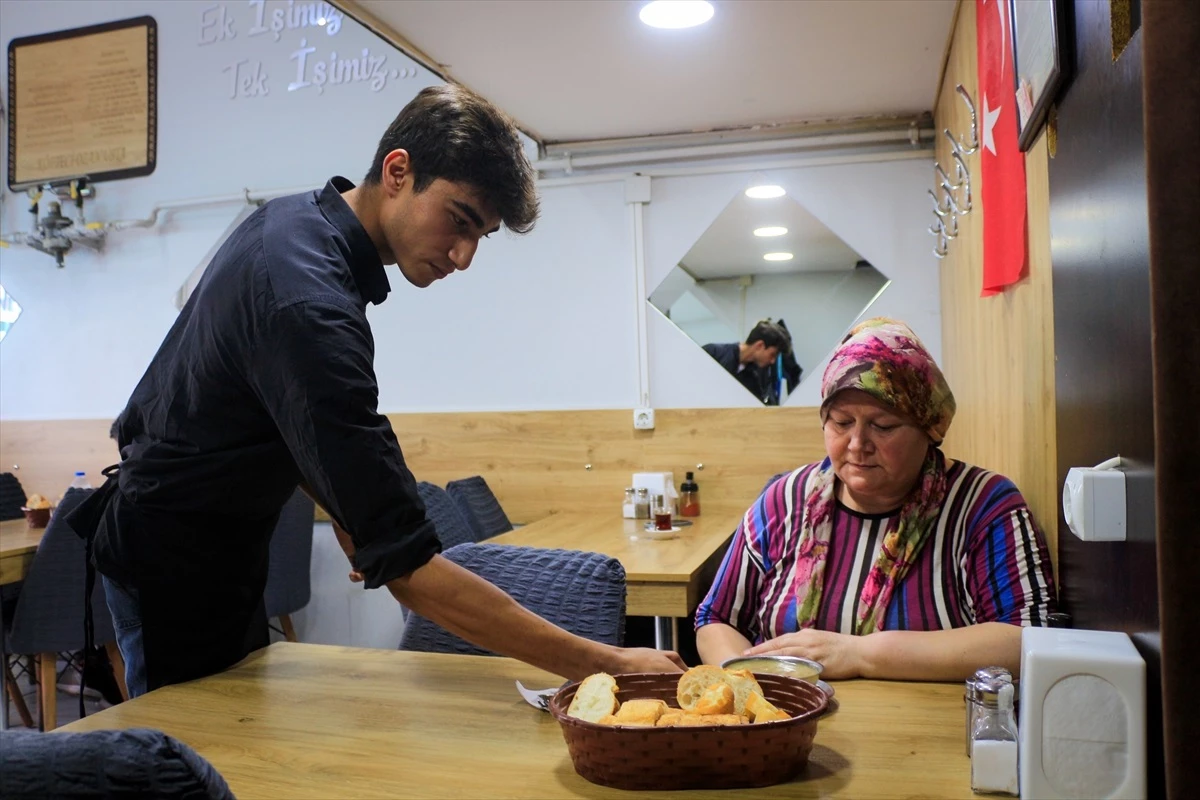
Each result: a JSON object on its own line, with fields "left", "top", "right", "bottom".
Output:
{"left": 79, "top": 85, "right": 685, "bottom": 696}
{"left": 702, "top": 319, "right": 793, "bottom": 405}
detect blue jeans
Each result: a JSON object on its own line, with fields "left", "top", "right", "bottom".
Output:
{"left": 102, "top": 576, "right": 149, "bottom": 698}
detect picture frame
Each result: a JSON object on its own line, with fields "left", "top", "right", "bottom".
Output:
{"left": 7, "top": 16, "right": 157, "bottom": 190}
{"left": 1009, "top": 0, "right": 1073, "bottom": 153}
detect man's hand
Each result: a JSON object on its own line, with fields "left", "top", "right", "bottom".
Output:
{"left": 608, "top": 647, "right": 687, "bottom": 674}
{"left": 743, "top": 629, "right": 866, "bottom": 679}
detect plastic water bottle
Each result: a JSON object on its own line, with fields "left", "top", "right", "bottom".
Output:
{"left": 70, "top": 471, "right": 92, "bottom": 489}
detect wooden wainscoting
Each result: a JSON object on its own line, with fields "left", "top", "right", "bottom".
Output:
{"left": 934, "top": 0, "right": 1059, "bottom": 570}
{"left": 0, "top": 419, "right": 118, "bottom": 503}
{"left": 0, "top": 408, "right": 827, "bottom": 523}
{"left": 385, "top": 407, "right": 825, "bottom": 521}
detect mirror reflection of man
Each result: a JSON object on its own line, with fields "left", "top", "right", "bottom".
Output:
{"left": 702, "top": 320, "right": 793, "bottom": 405}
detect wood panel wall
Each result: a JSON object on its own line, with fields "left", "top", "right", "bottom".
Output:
{"left": 933, "top": 0, "right": 1059, "bottom": 568}
{"left": 0, "top": 407, "right": 827, "bottom": 522}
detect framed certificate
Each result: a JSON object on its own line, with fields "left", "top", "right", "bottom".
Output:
{"left": 1009, "top": 0, "right": 1072, "bottom": 153}
{"left": 7, "top": 16, "right": 157, "bottom": 190}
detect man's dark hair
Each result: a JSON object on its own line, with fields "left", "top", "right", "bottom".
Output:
{"left": 363, "top": 85, "right": 539, "bottom": 234}
{"left": 746, "top": 320, "right": 792, "bottom": 354}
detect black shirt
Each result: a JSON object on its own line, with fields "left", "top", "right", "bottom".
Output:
{"left": 98, "top": 177, "right": 440, "bottom": 593}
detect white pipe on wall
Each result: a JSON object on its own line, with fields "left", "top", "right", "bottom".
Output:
{"left": 534, "top": 128, "right": 932, "bottom": 174}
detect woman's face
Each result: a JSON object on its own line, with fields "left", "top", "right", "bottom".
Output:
{"left": 823, "top": 389, "right": 931, "bottom": 513}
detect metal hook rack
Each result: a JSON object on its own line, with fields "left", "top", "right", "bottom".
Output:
{"left": 928, "top": 84, "right": 978, "bottom": 259}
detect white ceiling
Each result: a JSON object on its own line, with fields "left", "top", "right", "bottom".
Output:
{"left": 681, "top": 189, "right": 862, "bottom": 279}
{"left": 356, "top": 0, "right": 956, "bottom": 143}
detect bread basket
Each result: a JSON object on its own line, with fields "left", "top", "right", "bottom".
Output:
{"left": 549, "top": 671, "right": 829, "bottom": 791}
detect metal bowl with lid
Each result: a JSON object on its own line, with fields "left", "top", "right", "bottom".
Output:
{"left": 720, "top": 655, "right": 824, "bottom": 683}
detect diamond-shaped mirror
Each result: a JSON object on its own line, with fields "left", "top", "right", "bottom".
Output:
{"left": 649, "top": 187, "right": 889, "bottom": 405}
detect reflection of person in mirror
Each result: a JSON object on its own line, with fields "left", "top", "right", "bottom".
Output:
{"left": 694, "top": 318, "right": 1057, "bottom": 681}
{"left": 71, "top": 85, "right": 686, "bottom": 700}
{"left": 702, "top": 319, "right": 793, "bottom": 405}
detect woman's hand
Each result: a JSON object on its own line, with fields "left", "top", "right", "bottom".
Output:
{"left": 743, "top": 629, "right": 867, "bottom": 679}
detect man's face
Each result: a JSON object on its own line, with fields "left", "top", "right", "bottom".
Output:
{"left": 751, "top": 343, "right": 780, "bottom": 368}
{"left": 376, "top": 155, "right": 501, "bottom": 288}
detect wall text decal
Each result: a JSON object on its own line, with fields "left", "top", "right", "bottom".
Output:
{"left": 200, "top": 1, "right": 418, "bottom": 99}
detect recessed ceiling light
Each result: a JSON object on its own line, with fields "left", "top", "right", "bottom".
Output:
{"left": 763, "top": 252, "right": 794, "bottom": 262}
{"left": 745, "top": 185, "right": 786, "bottom": 199}
{"left": 753, "top": 226, "right": 788, "bottom": 237}
{"left": 639, "top": 1, "right": 714, "bottom": 30}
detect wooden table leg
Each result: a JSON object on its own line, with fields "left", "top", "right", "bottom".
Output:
{"left": 38, "top": 652, "right": 56, "bottom": 732}
{"left": 104, "top": 642, "right": 129, "bottom": 702}
{"left": 3, "top": 657, "right": 34, "bottom": 728}
{"left": 279, "top": 614, "right": 298, "bottom": 643}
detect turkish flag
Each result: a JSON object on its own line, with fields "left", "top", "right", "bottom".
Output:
{"left": 976, "top": 0, "right": 1027, "bottom": 296}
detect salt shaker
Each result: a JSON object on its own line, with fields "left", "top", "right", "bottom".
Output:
{"left": 634, "top": 488, "right": 650, "bottom": 520}
{"left": 965, "top": 666, "right": 1012, "bottom": 756}
{"left": 622, "top": 488, "right": 637, "bottom": 519}
{"left": 970, "top": 680, "right": 1019, "bottom": 795}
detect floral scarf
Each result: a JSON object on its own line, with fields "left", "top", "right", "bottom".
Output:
{"left": 792, "top": 317, "right": 956, "bottom": 634}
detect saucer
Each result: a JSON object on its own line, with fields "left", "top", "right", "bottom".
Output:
{"left": 642, "top": 523, "right": 684, "bottom": 534}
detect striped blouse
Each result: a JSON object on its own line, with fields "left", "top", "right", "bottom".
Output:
{"left": 695, "top": 460, "right": 1057, "bottom": 639}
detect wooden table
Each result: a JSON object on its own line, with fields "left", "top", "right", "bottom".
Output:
{"left": 59, "top": 642, "right": 972, "bottom": 799}
{"left": 0, "top": 517, "right": 42, "bottom": 586}
{"left": 489, "top": 510, "right": 742, "bottom": 649}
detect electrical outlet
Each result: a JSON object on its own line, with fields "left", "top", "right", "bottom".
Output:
{"left": 633, "top": 408, "right": 656, "bottom": 430}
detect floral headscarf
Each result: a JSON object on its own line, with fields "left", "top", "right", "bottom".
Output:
{"left": 820, "top": 318, "right": 955, "bottom": 443}
{"left": 792, "top": 318, "right": 957, "bottom": 634}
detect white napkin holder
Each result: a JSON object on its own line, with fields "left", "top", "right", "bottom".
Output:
{"left": 1018, "top": 627, "right": 1145, "bottom": 799}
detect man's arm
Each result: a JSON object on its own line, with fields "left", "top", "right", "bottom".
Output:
{"left": 329, "top": 521, "right": 685, "bottom": 680}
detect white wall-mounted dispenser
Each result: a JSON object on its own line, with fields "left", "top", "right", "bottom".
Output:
{"left": 1062, "top": 456, "right": 1126, "bottom": 542}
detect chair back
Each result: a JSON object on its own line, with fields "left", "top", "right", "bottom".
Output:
{"left": 5, "top": 488, "right": 116, "bottom": 654}
{"left": 762, "top": 471, "right": 791, "bottom": 496}
{"left": 399, "top": 543, "right": 626, "bottom": 655}
{"left": 445, "top": 476, "right": 513, "bottom": 541}
{"left": 0, "top": 472, "right": 27, "bottom": 521}
{"left": 0, "top": 727, "right": 235, "bottom": 799}
{"left": 263, "top": 488, "right": 315, "bottom": 619}
{"left": 416, "top": 482, "right": 475, "bottom": 550}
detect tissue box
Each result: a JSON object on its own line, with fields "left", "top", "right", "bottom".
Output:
{"left": 632, "top": 472, "right": 676, "bottom": 504}
{"left": 1018, "top": 627, "right": 1145, "bottom": 799}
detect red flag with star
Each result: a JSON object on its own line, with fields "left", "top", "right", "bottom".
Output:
{"left": 976, "top": 0, "right": 1027, "bottom": 296}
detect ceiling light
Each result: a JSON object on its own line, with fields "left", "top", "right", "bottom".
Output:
{"left": 753, "top": 226, "right": 788, "bottom": 237}
{"left": 763, "top": 252, "right": 794, "bottom": 262}
{"left": 745, "top": 185, "right": 786, "bottom": 199}
{"left": 639, "top": 1, "right": 714, "bottom": 29}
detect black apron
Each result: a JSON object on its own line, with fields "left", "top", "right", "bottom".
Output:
{"left": 67, "top": 466, "right": 270, "bottom": 692}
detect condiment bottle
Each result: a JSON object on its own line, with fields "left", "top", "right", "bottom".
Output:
{"left": 634, "top": 488, "right": 650, "bottom": 520}
{"left": 966, "top": 666, "right": 1012, "bottom": 756}
{"left": 679, "top": 471, "right": 700, "bottom": 517}
{"left": 970, "top": 681, "right": 1019, "bottom": 795}
{"left": 622, "top": 488, "right": 637, "bottom": 519}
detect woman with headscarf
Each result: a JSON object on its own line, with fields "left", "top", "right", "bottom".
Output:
{"left": 695, "top": 318, "right": 1057, "bottom": 680}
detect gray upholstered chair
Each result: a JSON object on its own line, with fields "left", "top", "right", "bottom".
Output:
{"left": 445, "top": 476, "right": 513, "bottom": 541}
{"left": 399, "top": 543, "right": 626, "bottom": 655}
{"left": 3, "top": 488, "right": 124, "bottom": 731}
{"left": 0, "top": 727, "right": 235, "bottom": 799}
{"left": 416, "top": 482, "right": 475, "bottom": 550}
{"left": 263, "top": 488, "right": 315, "bottom": 642}
{"left": 0, "top": 472, "right": 26, "bottom": 521}
{"left": 763, "top": 471, "right": 791, "bottom": 495}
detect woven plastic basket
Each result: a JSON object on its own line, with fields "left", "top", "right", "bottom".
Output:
{"left": 549, "top": 671, "right": 829, "bottom": 791}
